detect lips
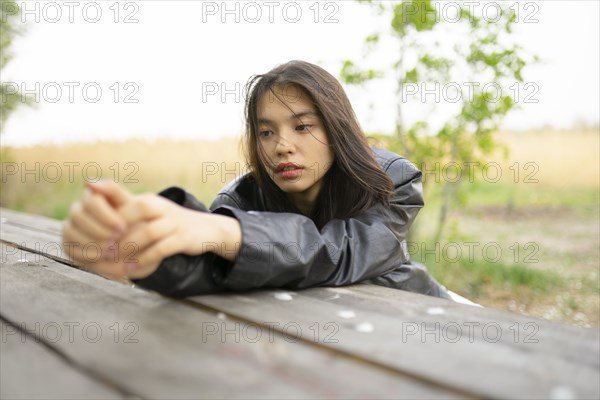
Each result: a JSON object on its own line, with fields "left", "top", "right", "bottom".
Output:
{"left": 275, "top": 162, "right": 304, "bottom": 179}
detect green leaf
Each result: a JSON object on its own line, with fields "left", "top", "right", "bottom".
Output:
{"left": 391, "top": 0, "right": 438, "bottom": 36}
{"left": 404, "top": 68, "right": 419, "bottom": 83}
{"left": 365, "top": 33, "right": 380, "bottom": 44}
{"left": 339, "top": 60, "right": 384, "bottom": 85}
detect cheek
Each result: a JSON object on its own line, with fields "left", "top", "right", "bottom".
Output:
{"left": 311, "top": 132, "right": 333, "bottom": 162}
{"left": 322, "top": 149, "right": 335, "bottom": 170}
{"left": 313, "top": 152, "right": 334, "bottom": 181}
{"left": 257, "top": 141, "right": 274, "bottom": 163}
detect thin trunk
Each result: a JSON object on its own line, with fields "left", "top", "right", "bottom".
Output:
{"left": 434, "top": 128, "right": 460, "bottom": 243}
{"left": 395, "top": 43, "right": 409, "bottom": 158}
{"left": 395, "top": 42, "right": 418, "bottom": 244}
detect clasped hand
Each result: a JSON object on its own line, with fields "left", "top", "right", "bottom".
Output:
{"left": 61, "top": 181, "right": 241, "bottom": 281}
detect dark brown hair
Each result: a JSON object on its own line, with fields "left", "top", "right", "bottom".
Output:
{"left": 243, "top": 60, "right": 393, "bottom": 229}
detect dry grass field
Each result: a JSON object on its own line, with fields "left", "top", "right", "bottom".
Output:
{"left": 1, "top": 128, "right": 598, "bottom": 327}
{"left": 1, "top": 137, "right": 245, "bottom": 216}
{"left": 494, "top": 128, "right": 599, "bottom": 188}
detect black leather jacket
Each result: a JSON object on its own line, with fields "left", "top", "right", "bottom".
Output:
{"left": 133, "top": 147, "right": 451, "bottom": 300}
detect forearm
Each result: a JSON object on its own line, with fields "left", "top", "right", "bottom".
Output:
{"left": 149, "top": 187, "right": 242, "bottom": 262}
{"left": 130, "top": 212, "right": 241, "bottom": 297}
{"left": 179, "top": 210, "right": 242, "bottom": 261}
{"left": 202, "top": 213, "right": 242, "bottom": 262}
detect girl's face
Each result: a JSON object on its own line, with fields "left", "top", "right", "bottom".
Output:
{"left": 256, "top": 85, "right": 334, "bottom": 214}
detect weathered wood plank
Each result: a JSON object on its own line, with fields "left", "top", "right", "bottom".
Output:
{"left": 0, "top": 319, "right": 127, "bottom": 400}
{"left": 1, "top": 213, "right": 69, "bottom": 262}
{"left": 0, "top": 247, "right": 460, "bottom": 399}
{"left": 302, "top": 284, "right": 600, "bottom": 368}
{"left": 1, "top": 207, "right": 63, "bottom": 232}
{"left": 1, "top": 208, "right": 63, "bottom": 237}
{"left": 192, "top": 287, "right": 599, "bottom": 400}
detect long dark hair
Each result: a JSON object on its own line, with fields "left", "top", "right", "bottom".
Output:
{"left": 243, "top": 60, "right": 393, "bottom": 228}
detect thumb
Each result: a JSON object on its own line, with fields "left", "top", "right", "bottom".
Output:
{"left": 85, "top": 180, "right": 133, "bottom": 208}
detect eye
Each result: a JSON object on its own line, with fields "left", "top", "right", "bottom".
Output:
{"left": 296, "top": 124, "right": 312, "bottom": 132}
{"left": 258, "top": 130, "right": 273, "bottom": 138}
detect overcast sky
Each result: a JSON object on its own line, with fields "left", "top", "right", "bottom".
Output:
{"left": 2, "top": 0, "right": 599, "bottom": 146}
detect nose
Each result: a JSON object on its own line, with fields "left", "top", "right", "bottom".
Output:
{"left": 275, "top": 132, "right": 296, "bottom": 156}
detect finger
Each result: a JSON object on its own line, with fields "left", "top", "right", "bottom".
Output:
{"left": 86, "top": 180, "right": 133, "bottom": 208}
{"left": 62, "top": 221, "right": 130, "bottom": 280}
{"left": 62, "top": 229, "right": 127, "bottom": 278}
{"left": 118, "top": 217, "right": 178, "bottom": 258}
{"left": 118, "top": 194, "right": 169, "bottom": 226}
{"left": 62, "top": 219, "right": 85, "bottom": 262}
{"left": 62, "top": 221, "right": 106, "bottom": 264}
{"left": 67, "top": 200, "right": 114, "bottom": 243}
{"left": 82, "top": 192, "right": 127, "bottom": 235}
{"left": 125, "top": 235, "right": 183, "bottom": 279}
{"left": 65, "top": 199, "right": 123, "bottom": 264}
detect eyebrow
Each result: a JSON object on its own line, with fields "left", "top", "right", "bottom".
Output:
{"left": 257, "top": 111, "right": 319, "bottom": 125}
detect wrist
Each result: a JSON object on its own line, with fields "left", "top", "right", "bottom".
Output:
{"left": 180, "top": 210, "right": 242, "bottom": 262}
{"left": 208, "top": 213, "right": 242, "bottom": 262}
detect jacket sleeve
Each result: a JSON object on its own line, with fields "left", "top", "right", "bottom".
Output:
{"left": 209, "top": 157, "right": 424, "bottom": 290}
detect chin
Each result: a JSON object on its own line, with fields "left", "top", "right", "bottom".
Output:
{"left": 278, "top": 184, "right": 308, "bottom": 194}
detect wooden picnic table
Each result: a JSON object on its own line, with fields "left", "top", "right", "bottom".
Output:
{"left": 1, "top": 207, "right": 598, "bottom": 399}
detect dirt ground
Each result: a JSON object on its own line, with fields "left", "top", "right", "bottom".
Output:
{"left": 456, "top": 203, "right": 599, "bottom": 328}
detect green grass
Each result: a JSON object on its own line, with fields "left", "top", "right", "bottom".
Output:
{"left": 422, "top": 180, "right": 599, "bottom": 209}
{"left": 408, "top": 178, "right": 598, "bottom": 324}
{"left": 418, "top": 251, "right": 564, "bottom": 298}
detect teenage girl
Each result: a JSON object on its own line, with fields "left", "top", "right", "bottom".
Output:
{"left": 62, "top": 60, "right": 453, "bottom": 300}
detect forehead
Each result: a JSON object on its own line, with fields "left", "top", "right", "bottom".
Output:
{"left": 257, "top": 85, "right": 316, "bottom": 119}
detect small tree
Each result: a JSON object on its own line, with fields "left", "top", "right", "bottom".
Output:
{"left": 341, "top": 0, "right": 536, "bottom": 241}
{"left": 1, "top": 0, "right": 28, "bottom": 134}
